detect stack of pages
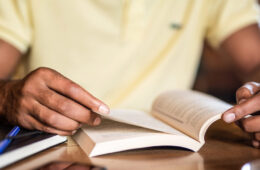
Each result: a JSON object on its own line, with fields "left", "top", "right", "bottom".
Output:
{"left": 73, "top": 90, "right": 232, "bottom": 156}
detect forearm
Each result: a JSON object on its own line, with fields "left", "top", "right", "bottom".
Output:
{"left": 241, "top": 65, "right": 260, "bottom": 83}
{"left": 220, "top": 24, "right": 260, "bottom": 81}
{"left": 0, "top": 39, "right": 21, "bottom": 79}
{"left": 235, "top": 40, "right": 260, "bottom": 76}
{"left": 0, "top": 40, "right": 22, "bottom": 123}
{"left": 235, "top": 50, "right": 260, "bottom": 83}
{"left": 236, "top": 43, "right": 260, "bottom": 82}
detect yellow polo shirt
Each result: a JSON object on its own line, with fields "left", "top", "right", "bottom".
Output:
{"left": 0, "top": 0, "right": 259, "bottom": 111}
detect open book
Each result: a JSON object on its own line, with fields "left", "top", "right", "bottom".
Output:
{"left": 73, "top": 90, "right": 232, "bottom": 157}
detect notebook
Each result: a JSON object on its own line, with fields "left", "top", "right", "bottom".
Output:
{"left": 0, "top": 125, "right": 67, "bottom": 168}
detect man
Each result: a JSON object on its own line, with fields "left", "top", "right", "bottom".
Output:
{"left": 0, "top": 0, "right": 260, "bottom": 147}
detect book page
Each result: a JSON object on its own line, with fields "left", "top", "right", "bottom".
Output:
{"left": 151, "top": 90, "right": 232, "bottom": 142}
{"left": 82, "top": 119, "right": 165, "bottom": 143}
{"left": 98, "top": 109, "right": 184, "bottom": 136}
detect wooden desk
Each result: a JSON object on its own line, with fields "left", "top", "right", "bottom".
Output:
{"left": 5, "top": 120, "right": 260, "bottom": 170}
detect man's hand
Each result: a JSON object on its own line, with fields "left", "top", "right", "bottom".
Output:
{"left": 0, "top": 67, "right": 110, "bottom": 136}
{"left": 222, "top": 82, "right": 260, "bottom": 148}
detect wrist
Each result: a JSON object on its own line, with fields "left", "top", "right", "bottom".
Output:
{"left": 0, "top": 80, "right": 21, "bottom": 125}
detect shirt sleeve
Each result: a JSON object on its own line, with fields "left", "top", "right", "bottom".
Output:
{"left": 0, "top": 0, "right": 32, "bottom": 53}
{"left": 206, "top": 0, "right": 260, "bottom": 48}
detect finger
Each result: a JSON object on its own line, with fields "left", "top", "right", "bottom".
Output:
{"left": 252, "top": 133, "right": 260, "bottom": 148}
{"left": 88, "top": 114, "right": 102, "bottom": 126}
{"left": 42, "top": 162, "right": 73, "bottom": 169}
{"left": 31, "top": 102, "right": 81, "bottom": 131}
{"left": 66, "top": 164, "right": 91, "bottom": 170}
{"left": 25, "top": 114, "right": 75, "bottom": 136}
{"left": 252, "top": 140, "right": 260, "bottom": 148}
{"left": 36, "top": 89, "right": 98, "bottom": 124}
{"left": 240, "top": 116, "right": 260, "bottom": 132}
{"left": 236, "top": 82, "right": 260, "bottom": 104}
{"left": 222, "top": 93, "right": 260, "bottom": 123}
{"left": 254, "top": 132, "right": 260, "bottom": 141}
{"left": 43, "top": 69, "right": 109, "bottom": 114}
{"left": 76, "top": 111, "right": 101, "bottom": 126}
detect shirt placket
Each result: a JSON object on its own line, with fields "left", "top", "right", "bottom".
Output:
{"left": 122, "top": 0, "right": 146, "bottom": 42}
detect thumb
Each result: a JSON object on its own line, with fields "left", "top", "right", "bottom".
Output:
{"left": 222, "top": 93, "right": 260, "bottom": 123}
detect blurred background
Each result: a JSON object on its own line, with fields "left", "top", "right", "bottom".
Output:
{"left": 193, "top": 0, "right": 260, "bottom": 103}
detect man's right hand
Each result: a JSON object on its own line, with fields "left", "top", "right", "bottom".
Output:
{"left": 0, "top": 67, "right": 110, "bottom": 136}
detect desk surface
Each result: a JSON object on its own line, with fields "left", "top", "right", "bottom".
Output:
{"left": 4, "top": 120, "right": 260, "bottom": 170}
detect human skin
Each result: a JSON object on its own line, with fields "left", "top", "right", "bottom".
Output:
{"left": 0, "top": 24, "right": 259, "bottom": 140}
{"left": 0, "top": 41, "right": 110, "bottom": 136}
{"left": 222, "top": 82, "right": 260, "bottom": 148}
{"left": 219, "top": 24, "right": 260, "bottom": 148}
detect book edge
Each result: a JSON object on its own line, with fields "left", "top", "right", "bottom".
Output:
{"left": 72, "top": 128, "right": 96, "bottom": 156}
{"left": 87, "top": 133, "right": 202, "bottom": 157}
{"left": 0, "top": 135, "right": 67, "bottom": 168}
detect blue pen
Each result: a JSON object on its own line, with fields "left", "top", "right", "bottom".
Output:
{"left": 0, "top": 126, "right": 20, "bottom": 154}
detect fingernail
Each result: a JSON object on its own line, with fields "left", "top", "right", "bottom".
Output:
{"left": 243, "top": 84, "right": 254, "bottom": 94}
{"left": 252, "top": 140, "right": 259, "bottom": 148}
{"left": 238, "top": 99, "right": 246, "bottom": 104}
{"left": 72, "top": 130, "right": 77, "bottom": 135}
{"left": 98, "top": 105, "right": 110, "bottom": 114}
{"left": 93, "top": 117, "right": 101, "bottom": 126}
{"left": 223, "top": 113, "right": 236, "bottom": 123}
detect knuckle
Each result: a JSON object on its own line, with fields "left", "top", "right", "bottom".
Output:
{"left": 66, "top": 81, "right": 80, "bottom": 95}
{"left": 236, "top": 88, "right": 250, "bottom": 98}
{"left": 35, "top": 67, "right": 50, "bottom": 75}
{"left": 70, "top": 122, "right": 80, "bottom": 130}
{"left": 57, "top": 99, "right": 70, "bottom": 113}
{"left": 33, "top": 104, "right": 43, "bottom": 119}
{"left": 46, "top": 113, "right": 57, "bottom": 125}
{"left": 29, "top": 98, "right": 39, "bottom": 109}
{"left": 33, "top": 67, "right": 55, "bottom": 81}
{"left": 21, "top": 80, "right": 34, "bottom": 95}
{"left": 22, "top": 72, "right": 48, "bottom": 95}
{"left": 233, "top": 106, "right": 245, "bottom": 119}
{"left": 236, "top": 86, "right": 245, "bottom": 95}
{"left": 39, "top": 90, "right": 54, "bottom": 105}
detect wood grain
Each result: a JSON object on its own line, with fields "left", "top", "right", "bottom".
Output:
{"left": 4, "top": 120, "right": 260, "bottom": 170}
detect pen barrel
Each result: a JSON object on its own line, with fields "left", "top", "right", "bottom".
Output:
{"left": 0, "top": 139, "right": 12, "bottom": 154}
{"left": 0, "top": 126, "right": 20, "bottom": 154}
